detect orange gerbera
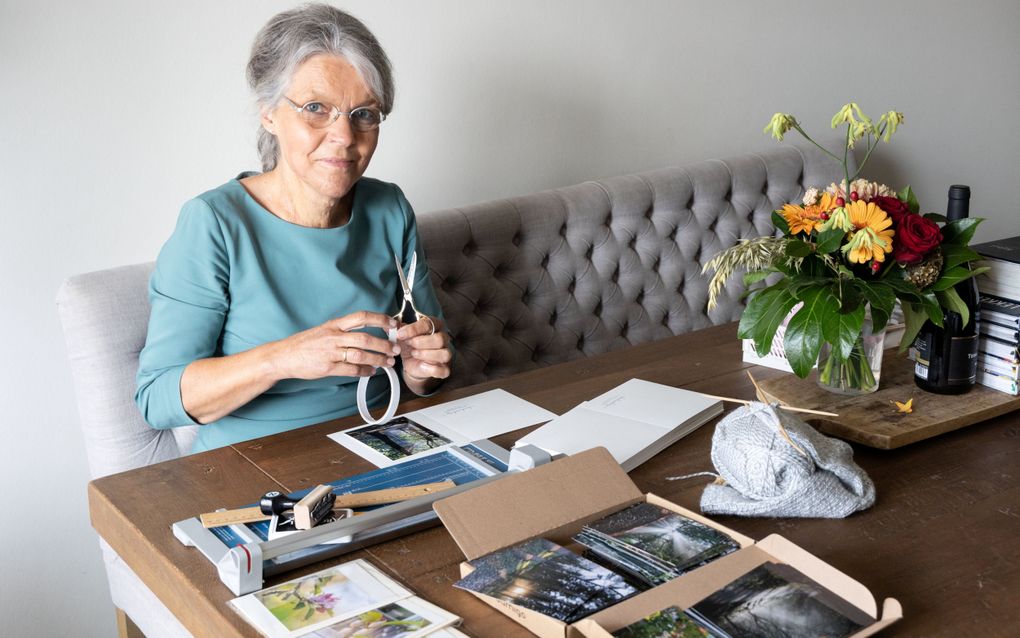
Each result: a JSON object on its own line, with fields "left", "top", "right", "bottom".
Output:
{"left": 841, "top": 200, "right": 895, "bottom": 264}
{"left": 780, "top": 203, "right": 822, "bottom": 236}
{"left": 805, "top": 192, "right": 838, "bottom": 217}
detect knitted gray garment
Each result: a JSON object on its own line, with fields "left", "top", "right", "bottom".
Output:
{"left": 700, "top": 402, "right": 875, "bottom": 518}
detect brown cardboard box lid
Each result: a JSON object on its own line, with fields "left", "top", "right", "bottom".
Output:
{"left": 434, "top": 447, "right": 643, "bottom": 560}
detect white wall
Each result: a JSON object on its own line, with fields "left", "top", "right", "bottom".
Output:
{"left": 2, "top": 1, "right": 1018, "bottom": 635}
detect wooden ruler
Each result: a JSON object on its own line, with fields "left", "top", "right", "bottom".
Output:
{"left": 199, "top": 480, "right": 457, "bottom": 528}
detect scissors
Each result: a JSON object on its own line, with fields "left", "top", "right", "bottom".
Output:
{"left": 392, "top": 253, "right": 435, "bottom": 337}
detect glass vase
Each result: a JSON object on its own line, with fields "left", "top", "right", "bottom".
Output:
{"left": 816, "top": 310, "right": 886, "bottom": 395}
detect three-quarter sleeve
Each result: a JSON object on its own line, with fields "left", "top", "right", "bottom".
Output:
{"left": 135, "top": 198, "right": 230, "bottom": 429}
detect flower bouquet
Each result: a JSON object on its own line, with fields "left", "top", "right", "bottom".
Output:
{"left": 705, "top": 103, "right": 986, "bottom": 394}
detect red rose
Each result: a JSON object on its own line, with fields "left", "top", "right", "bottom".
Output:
{"left": 893, "top": 213, "right": 943, "bottom": 264}
{"left": 872, "top": 195, "right": 911, "bottom": 222}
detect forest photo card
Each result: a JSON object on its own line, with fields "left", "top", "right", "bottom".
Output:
{"left": 454, "top": 538, "right": 638, "bottom": 623}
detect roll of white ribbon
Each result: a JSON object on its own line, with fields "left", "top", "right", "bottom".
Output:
{"left": 357, "top": 365, "right": 400, "bottom": 425}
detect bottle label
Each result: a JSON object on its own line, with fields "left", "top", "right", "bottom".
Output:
{"left": 947, "top": 334, "right": 978, "bottom": 383}
{"left": 913, "top": 334, "right": 931, "bottom": 380}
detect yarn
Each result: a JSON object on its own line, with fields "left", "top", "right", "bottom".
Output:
{"left": 700, "top": 402, "right": 875, "bottom": 518}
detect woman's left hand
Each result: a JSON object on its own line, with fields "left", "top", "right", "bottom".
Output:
{"left": 395, "top": 315, "right": 452, "bottom": 393}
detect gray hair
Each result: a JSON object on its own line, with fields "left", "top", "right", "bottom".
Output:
{"left": 247, "top": 3, "right": 394, "bottom": 172}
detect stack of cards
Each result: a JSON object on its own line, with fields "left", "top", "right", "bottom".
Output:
{"left": 230, "top": 559, "right": 461, "bottom": 638}
{"left": 573, "top": 503, "right": 739, "bottom": 587}
{"left": 685, "top": 562, "right": 873, "bottom": 638}
{"left": 612, "top": 606, "right": 718, "bottom": 637}
{"left": 454, "top": 538, "right": 638, "bottom": 623}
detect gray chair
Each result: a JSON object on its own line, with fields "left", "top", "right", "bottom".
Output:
{"left": 57, "top": 264, "right": 196, "bottom": 638}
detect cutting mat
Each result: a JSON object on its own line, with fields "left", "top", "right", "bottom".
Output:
{"left": 758, "top": 353, "right": 1020, "bottom": 448}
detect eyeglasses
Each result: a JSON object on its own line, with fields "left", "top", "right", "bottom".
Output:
{"left": 282, "top": 96, "right": 386, "bottom": 132}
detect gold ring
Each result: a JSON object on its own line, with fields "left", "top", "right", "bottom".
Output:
{"left": 341, "top": 347, "right": 349, "bottom": 364}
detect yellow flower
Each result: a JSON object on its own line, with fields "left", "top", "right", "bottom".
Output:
{"left": 764, "top": 113, "right": 797, "bottom": 141}
{"left": 780, "top": 203, "right": 822, "bottom": 236}
{"left": 806, "top": 192, "right": 837, "bottom": 216}
{"left": 831, "top": 103, "right": 857, "bottom": 129}
{"left": 878, "top": 110, "right": 905, "bottom": 142}
{"left": 892, "top": 398, "right": 913, "bottom": 414}
{"left": 840, "top": 201, "right": 895, "bottom": 263}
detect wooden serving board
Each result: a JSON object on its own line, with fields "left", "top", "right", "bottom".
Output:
{"left": 758, "top": 352, "right": 1020, "bottom": 449}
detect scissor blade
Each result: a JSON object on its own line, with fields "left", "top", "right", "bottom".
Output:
{"left": 394, "top": 254, "right": 413, "bottom": 295}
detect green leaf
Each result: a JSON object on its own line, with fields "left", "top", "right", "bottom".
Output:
{"left": 305, "top": 606, "right": 315, "bottom": 621}
{"left": 737, "top": 285, "right": 799, "bottom": 356}
{"left": 936, "top": 287, "right": 970, "bottom": 326}
{"left": 815, "top": 227, "right": 846, "bottom": 254}
{"left": 293, "top": 602, "right": 306, "bottom": 610}
{"left": 920, "top": 291, "right": 944, "bottom": 327}
{"left": 924, "top": 212, "right": 948, "bottom": 224}
{"left": 743, "top": 270, "right": 772, "bottom": 287}
{"left": 771, "top": 210, "right": 790, "bottom": 235}
{"left": 940, "top": 243, "right": 982, "bottom": 271}
{"left": 932, "top": 265, "right": 991, "bottom": 291}
{"left": 899, "top": 302, "right": 929, "bottom": 352}
{"left": 785, "top": 239, "right": 813, "bottom": 258}
{"left": 940, "top": 217, "right": 983, "bottom": 247}
{"left": 853, "top": 281, "right": 896, "bottom": 331}
{"left": 897, "top": 185, "right": 920, "bottom": 214}
{"left": 784, "top": 287, "right": 835, "bottom": 378}
{"left": 822, "top": 298, "right": 866, "bottom": 361}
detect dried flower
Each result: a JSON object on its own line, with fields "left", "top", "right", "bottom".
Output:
{"left": 802, "top": 187, "right": 820, "bottom": 206}
{"left": 764, "top": 113, "right": 797, "bottom": 141}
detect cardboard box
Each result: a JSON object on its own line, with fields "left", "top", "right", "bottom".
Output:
{"left": 434, "top": 447, "right": 901, "bottom": 638}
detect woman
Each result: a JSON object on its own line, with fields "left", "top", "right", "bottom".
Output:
{"left": 136, "top": 4, "right": 452, "bottom": 452}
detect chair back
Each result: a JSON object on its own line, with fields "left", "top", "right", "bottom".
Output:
{"left": 57, "top": 263, "right": 197, "bottom": 478}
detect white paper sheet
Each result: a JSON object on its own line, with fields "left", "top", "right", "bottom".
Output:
{"left": 514, "top": 403, "right": 664, "bottom": 463}
{"left": 412, "top": 389, "right": 557, "bottom": 441}
{"left": 513, "top": 378, "right": 722, "bottom": 472}
{"left": 329, "top": 389, "right": 556, "bottom": 467}
{"left": 586, "top": 378, "right": 720, "bottom": 430}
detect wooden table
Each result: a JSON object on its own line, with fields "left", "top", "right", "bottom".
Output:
{"left": 88, "top": 323, "right": 1020, "bottom": 637}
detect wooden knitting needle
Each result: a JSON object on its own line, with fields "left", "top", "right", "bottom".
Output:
{"left": 697, "top": 393, "right": 839, "bottom": 418}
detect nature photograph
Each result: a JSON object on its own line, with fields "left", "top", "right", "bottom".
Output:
{"left": 613, "top": 605, "right": 718, "bottom": 638}
{"left": 455, "top": 538, "right": 637, "bottom": 622}
{"left": 688, "top": 563, "right": 870, "bottom": 638}
{"left": 348, "top": 417, "right": 453, "bottom": 461}
{"left": 254, "top": 569, "right": 379, "bottom": 632}
{"left": 588, "top": 504, "right": 737, "bottom": 568}
{"left": 306, "top": 601, "right": 435, "bottom": 637}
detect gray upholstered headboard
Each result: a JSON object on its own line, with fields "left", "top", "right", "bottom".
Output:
{"left": 419, "top": 144, "right": 850, "bottom": 388}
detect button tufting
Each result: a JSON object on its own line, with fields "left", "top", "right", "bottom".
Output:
{"left": 594, "top": 300, "right": 603, "bottom": 316}
{"left": 462, "top": 241, "right": 476, "bottom": 256}
{"left": 512, "top": 233, "right": 522, "bottom": 247}
{"left": 567, "top": 278, "right": 576, "bottom": 294}
{"left": 585, "top": 245, "right": 594, "bottom": 260}
{"left": 636, "top": 290, "right": 645, "bottom": 304}
{"left": 559, "top": 224, "right": 567, "bottom": 238}
{"left": 540, "top": 254, "right": 550, "bottom": 268}
{"left": 549, "top": 309, "right": 558, "bottom": 326}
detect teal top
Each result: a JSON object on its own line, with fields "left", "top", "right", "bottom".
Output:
{"left": 135, "top": 176, "right": 444, "bottom": 452}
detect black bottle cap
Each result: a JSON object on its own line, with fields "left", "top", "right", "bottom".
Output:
{"left": 948, "top": 185, "right": 970, "bottom": 200}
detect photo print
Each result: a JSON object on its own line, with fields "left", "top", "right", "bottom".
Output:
{"left": 687, "top": 562, "right": 873, "bottom": 638}
{"left": 347, "top": 417, "right": 453, "bottom": 462}
{"left": 575, "top": 503, "right": 739, "bottom": 586}
{"left": 454, "top": 538, "right": 638, "bottom": 623}
{"left": 613, "top": 605, "right": 718, "bottom": 638}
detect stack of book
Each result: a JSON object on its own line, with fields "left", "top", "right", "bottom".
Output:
{"left": 973, "top": 236, "right": 1020, "bottom": 395}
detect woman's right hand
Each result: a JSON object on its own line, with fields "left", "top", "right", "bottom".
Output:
{"left": 181, "top": 311, "right": 399, "bottom": 425}
{"left": 266, "top": 311, "right": 400, "bottom": 380}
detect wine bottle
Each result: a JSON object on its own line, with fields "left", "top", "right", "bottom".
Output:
{"left": 913, "top": 185, "right": 980, "bottom": 394}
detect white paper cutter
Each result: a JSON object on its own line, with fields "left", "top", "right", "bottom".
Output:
{"left": 173, "top": 442, "right": 552, "bottom": 594}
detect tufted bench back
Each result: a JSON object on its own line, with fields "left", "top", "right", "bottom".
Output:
{"left": 418, "top": 144, "right": 849, "bottom": 388}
